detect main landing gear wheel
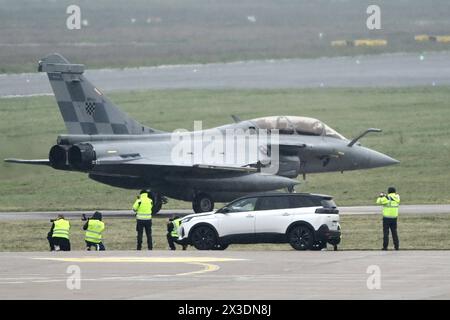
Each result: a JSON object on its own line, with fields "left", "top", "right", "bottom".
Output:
{"left": 288, "top": 225, "right": 314, "bottom": 251}
{"left": 192, "top": 193, "right": 214, "bottom": 213}
{"left": 149, "top": 192, "right": 164, "bottom": 214}
{"left": 190, "top": 225, "right": 217, "bottom": 250}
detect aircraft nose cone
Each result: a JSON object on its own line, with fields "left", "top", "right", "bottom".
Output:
{"left": 367, "top": 149, "right": 399, "bottom": 168}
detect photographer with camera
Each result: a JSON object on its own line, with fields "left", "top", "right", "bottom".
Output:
{"left": 82, "top": 211, "right": 106, "bottom": 251}
{"left": 132, "top": 190, "right": 153, "bottom": 250}
{"left": 47, "top": 214, "right": 71, "bottom": 251}
{"left": 376, "top": 187, "right": 401, "bottom": 251}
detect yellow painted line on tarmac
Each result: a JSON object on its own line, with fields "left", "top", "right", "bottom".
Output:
{"left": 32, "top": 256, "right": 246, "bottom": 276}
{"left": 33, "top": 257, "right": 245, "bottom": 263}
{"left": 176, "top": 262, "right": 220, "bottom": 276}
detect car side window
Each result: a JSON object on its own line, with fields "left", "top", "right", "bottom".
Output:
{"left": 289, "top": 196, "right": 322, "bottom": 208}
{"left": 226, "top": 197, "right": 257, "bottom": 213}
{"left": 256, "top": 196, "right": 291, "bottom": 211}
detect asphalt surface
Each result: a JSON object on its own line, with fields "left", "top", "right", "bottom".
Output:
{"left": 1, "top": 52, "right": 450, "bottom": 98}
{"left": 0, "top": 250, "right": 449, "bottom": 299}
{"left": 0, "top": 205, "right": 449, "bottom": 221}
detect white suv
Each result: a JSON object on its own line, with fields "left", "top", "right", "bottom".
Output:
{"left": 178, "top": 192, "right": 341, "bottom": 251}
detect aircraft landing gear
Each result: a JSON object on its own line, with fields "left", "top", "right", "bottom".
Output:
{"left": 149, "top": 192, "right": 166, "bottom": 215}
{"left": 192, "top": 193, "right": 214, "bottom": 213}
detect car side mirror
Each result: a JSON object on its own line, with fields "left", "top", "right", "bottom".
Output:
{"left": 220, "top": 207, "right": 231, "bottom": 214}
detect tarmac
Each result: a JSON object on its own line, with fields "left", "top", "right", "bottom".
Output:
{"left": 0, "top": 204, "right": 449, "bottom": 221}
{"left": 0, "top": 250, "right": 449, "bottom": 299}
{"left": 1, "top": 51, "right": 450, "bottom": 98}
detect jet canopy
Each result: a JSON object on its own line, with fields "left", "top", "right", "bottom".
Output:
{"left": 251, "top": 116, "right": 346, "bottom": 140}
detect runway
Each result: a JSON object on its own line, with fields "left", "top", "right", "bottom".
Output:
{"left": 0, "top": 204, "right": 448, "bottom": 221}
{"left": 0, "top": 250, "right": 449, "bottom": 299}
{"left": 1, "top": 51, "right": 450, "bottom": 98}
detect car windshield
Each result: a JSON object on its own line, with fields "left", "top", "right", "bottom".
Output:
{"left": 251, "top": 116, "right": 345, "bottom": 140}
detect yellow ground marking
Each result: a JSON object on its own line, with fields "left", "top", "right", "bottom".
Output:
{"left": 33, "top": 257, "right": 244, "bottom": 263}
{"left": 176, "top": 262, "right": 220, "bottom": 276}
{"left": 32, "top": 256, "right": 246, "bottom": 276}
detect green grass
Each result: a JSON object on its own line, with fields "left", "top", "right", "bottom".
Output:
{"left": 1, "top": 0, "right": 450, "bottom": 73}
{"left": 1, "top": 214, "right": 449, "bottom": 252}
{"left": 1, "top": 87, "right": 450, "bottom": 211}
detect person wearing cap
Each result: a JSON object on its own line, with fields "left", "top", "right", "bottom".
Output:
{"left": 47, "top": 214, "right": 71, "bottom": 251}
{"left": 83, "top": 211, "right": 106, "bottom": 251}
{"left": 132, "top": 190, "right": 153, "bottom": 250}
{"left": 167, "top": 215, "right": 187, "bottom": 250}
{"left": 376, "top": 187, "right": 400, "bottom": 250}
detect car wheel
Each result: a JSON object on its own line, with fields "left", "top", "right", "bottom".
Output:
{"left": 311, "top": 240, "right": 326, "bottom": 251}
{"left": 193, "top": 193, "right": 214, "bottom": 213}
{"left": 190, "top": 225, "right": 217, "bottom": 250}
{"left": 288, "top": 225, "right": 314, "bottom": 250}
{"left": 212, "top": 243, "right": 229, "bottom": 250}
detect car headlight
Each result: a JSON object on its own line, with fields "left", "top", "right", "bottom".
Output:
{"left": 181, "top": 216, "right": 194, "bottom": 223}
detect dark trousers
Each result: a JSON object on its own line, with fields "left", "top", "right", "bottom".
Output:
{"left": 47, "top": 233, "right": 71, "bottom": 251}
{"left": 136, "top": 219, "right": 152, "bottom": 250}
{"left": 85, "top": 241, "right": 105, "bottom": 251}
{"left": 383, "top": 217, "right": 399, "bottom": 250}
{"left": 167, "top": 233, "right": 187, "bottom": 250}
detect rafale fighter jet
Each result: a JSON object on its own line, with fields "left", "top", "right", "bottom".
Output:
{"left": 5, "top": 54, "right": 398, "bottom": 213}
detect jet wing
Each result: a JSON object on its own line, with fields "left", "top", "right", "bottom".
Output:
{"left": 4, "top": 158, "right": 51, "bottom": 166}
{"left": 93, "top": 157, "right": 258, "bottom": 174}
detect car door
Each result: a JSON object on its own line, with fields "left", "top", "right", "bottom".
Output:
{"left": 216, "top": 197, "right": 257, "bottom": 243}
{"left": 254, "top": 196, "right": 294, "bottom": 239}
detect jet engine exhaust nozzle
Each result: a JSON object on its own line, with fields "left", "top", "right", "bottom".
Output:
{"left": 68, "top": 144, "right": 96, "bottom": 170}
{"left": 48, "top": 145, "right": 69, "bottom": 170}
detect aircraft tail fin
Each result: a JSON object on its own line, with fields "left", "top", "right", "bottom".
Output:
{"left": 38, "top": 53, "right": 160, "bottom": 135}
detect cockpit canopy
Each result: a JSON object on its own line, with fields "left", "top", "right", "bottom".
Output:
{"left": 251, "top": 116, "right": 346, "bottom": 140}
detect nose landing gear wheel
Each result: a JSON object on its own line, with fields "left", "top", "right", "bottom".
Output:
{"left": 192, "top": 193, "right": 214, "bottom": 213}
{"left": 150, "top": 192, "right": 163, "bottom": 214}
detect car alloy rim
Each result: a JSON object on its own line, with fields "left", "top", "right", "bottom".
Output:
{"left": 292, "top": 227, "right": 310, "bottom": 248}
{"left": 193, "top": 227, "right": 215, "bottom": 249}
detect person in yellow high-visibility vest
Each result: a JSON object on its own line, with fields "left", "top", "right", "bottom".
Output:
{"left": 167, "top": 216, "right": 187, "bottom": 250}
{"left": 133, "top": 190, "right": 153, "bottom": 250}
{"left": 83, "top": 211, "right": 106, "bottom": 251}
{"left": 47, "top": 214, "right": 71, "bottom": 251}
{"left": 376, "top": 187, "right": 400, "bottom": 250}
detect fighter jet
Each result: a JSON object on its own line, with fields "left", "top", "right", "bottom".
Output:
{"left": 5, "top": 53, "right": 399, "bottom": 213}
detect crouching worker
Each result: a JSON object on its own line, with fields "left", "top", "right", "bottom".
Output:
{"left": 167, "top": 216, "right": 187, "bottom": 250}
{"left": 47, "top": 214, "right": 71, "bottom": 251}
{"left": 83, "top": 211, "right": 106, "bottom": 251}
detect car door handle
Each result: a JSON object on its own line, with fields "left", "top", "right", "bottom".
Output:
{"left": 246, "top": 214, "right": 254, "bottom": 218}
{"left": 282, "top": 212, "right": 290, "bottom": 216}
